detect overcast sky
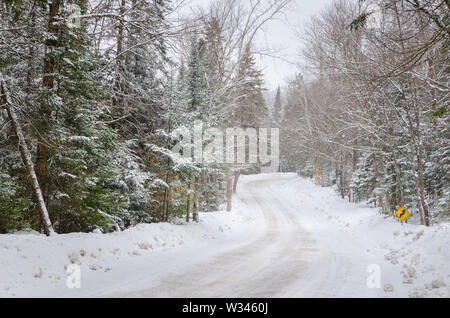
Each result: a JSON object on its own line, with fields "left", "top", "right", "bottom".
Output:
{"left": 254, "top": 0, "right": 330, "bottom": 90}
{"left": 183, "top": 0, "right": 331, "bottom": 90}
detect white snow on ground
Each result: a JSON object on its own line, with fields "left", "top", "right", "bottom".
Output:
{"left": 0, "top": 199, "right": 260, "bottom": 297}
{"left": 0, "top": 173, "right": 448, "bottom": 298}
{"left": 270, "top": 174, "right": 449, "bottom": 298}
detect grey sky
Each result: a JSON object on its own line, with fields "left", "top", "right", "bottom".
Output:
{"left": 183, "top": 0, "right": 331, "bottom": 90}
{"left": 255, "top": 0, "right": 331, "bottom": 90}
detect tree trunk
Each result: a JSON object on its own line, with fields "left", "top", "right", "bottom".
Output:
{"left": 212, "top": 174, "right": 218, "bottom": 207}
{"left": 193, "top": 180, "right": 199, "bottom": 222}
{"left": 379, "top": 153, "right": 391, "bottom": 214}
{"left": 233, "top": 171, "right": 240, "bottom": 193}
{"left": 314, "top": 159, "right": 320, "bottom": 185}
{"left": 226, "top": 171, "right": 232, "bottom": 212}
{"left": 162, "top": 188, "right": 170, "bottom": 222}
{"left": 373, "top": 153, "right": 384, "bottom": 214}
{"left": 410, "top": 143, "right": 425, "bottom": 225}
{"left": 35, "top": 0, "right": 61, "bottom": 221}
{"left": 339, "top": 163, "right": 345, "bottom": 199}
{"left": 113, "top": 0, "right": 126, "bottom": 109}
{"left": 162, "top": 170, "right": 171, "bottom": 222}
{"left": 416, "top": 143, "right": 430, "bottom": 226}
{"left": 186, "top": 182, "right": 191, "bottom": 222}
{"left": 393, "top": 152, "right": 404, "bottom": 208}
{"left": 0, "top": 74, "right": 55, "bottom": 236}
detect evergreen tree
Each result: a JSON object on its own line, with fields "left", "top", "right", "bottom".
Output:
{"left": 228, "top": 46, "right": 268, "bottom": 128}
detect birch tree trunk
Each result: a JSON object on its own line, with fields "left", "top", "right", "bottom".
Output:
{"left": 0, "top": 74, "right": 55, "bottom": 236}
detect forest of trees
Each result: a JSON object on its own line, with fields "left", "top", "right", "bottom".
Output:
{"left": 281, "top": 0, "right": 449, "bottom": 226}
{"left": 0, "top": 0, "right": 289, "bottom": 234}
{"left": 0, "top": 0, "right": 448, "bottom": 235}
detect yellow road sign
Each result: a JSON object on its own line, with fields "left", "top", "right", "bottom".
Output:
{"left": 395, "top": 206, "right": 411, "bottom": 222}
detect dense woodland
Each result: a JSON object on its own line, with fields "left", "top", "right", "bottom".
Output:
{"left": 0, "top": 0, "right": 448, "bottom": 235}
{"left": 0, "top": 0, "right": 287, "bottom": 234}
{"left": 281, "top": 0, "right": 449, "bottom": 225}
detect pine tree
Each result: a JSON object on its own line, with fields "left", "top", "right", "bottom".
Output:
{"left": 229, "top": 45, "right": 268, "bottom": 128}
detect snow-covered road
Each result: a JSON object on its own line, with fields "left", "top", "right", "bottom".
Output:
{"left": 86, "top": 174, "right": 450, "bottom": 298}
{"left": 112, "top": 175, "right": 324, "bottom": 297}
{"left": 110, "top": 174, "right": 449, "bottom": 298}
{"left": 1, "top": 173, "right": 448, "bottom": 297}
